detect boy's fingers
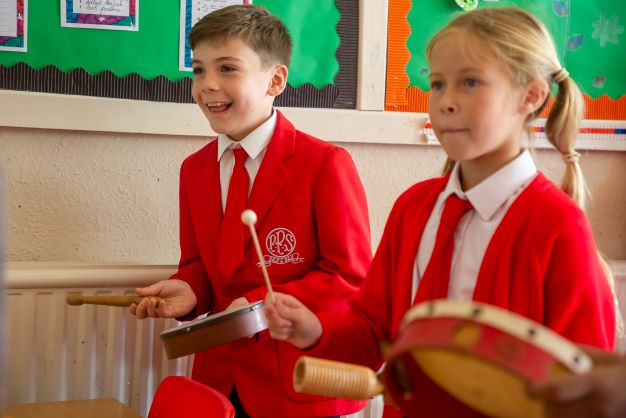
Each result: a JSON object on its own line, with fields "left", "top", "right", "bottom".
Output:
{"left": 135, "top": 281, "right": 163, "bottom": 297}
{"left": 265, "top": 304, "right": 293, "bottom": 328}
{"left": 269, "top": 326, "right": 293, "bottom": 341}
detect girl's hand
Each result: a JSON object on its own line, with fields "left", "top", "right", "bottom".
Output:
{"left": 264, "top": 292, "right": 323, "bottom": 350}
{"left": 130, "top": 279, "right": 197, "bottom": 319}
{"left": 528, "top": 346, "right": 626, "bottom": 418}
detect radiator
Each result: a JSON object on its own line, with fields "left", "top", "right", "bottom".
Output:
{"left": 5, "top": 263, "right": 188, "bottom": 417}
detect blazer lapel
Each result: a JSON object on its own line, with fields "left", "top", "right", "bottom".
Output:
{"left": 245, "top": 110, "right": 295, "bottom": 246}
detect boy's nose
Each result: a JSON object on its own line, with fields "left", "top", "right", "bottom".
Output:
{"left": 201, "top": 76, "right": 220, "bottom": 91}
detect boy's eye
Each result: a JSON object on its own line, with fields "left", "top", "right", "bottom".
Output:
{"left": 430, "top": 81, "right": 444, "bottom": 91}
{"left": 464, "top": 78, "right": 479, "bottom": 87}
{"left": 192, "top": 67, "right": 204, "bottom": 75}
{"left": 220, "top": 65, "right": 236, "bottom": 73}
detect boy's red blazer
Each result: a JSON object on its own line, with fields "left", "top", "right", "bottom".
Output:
{"left": 170, "top": 110, "right": 372, "bottom": 417}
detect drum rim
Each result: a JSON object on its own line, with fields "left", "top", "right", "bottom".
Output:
{"left": 159, "top": 300, "right": 265, "bottom": 339}
{"left": 401, "top": 299, "right": 592, "bottom": 373}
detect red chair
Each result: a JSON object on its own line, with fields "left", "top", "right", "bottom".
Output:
{"left": 148, "top": 376, "right": 235, "bottom": 418}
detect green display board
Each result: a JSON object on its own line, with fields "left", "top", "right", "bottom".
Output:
{"left": 0, "top": 1, "right": 358, "bottom": 108}
{"left": 406, "top": 0, "right": 625, "bottom": 99}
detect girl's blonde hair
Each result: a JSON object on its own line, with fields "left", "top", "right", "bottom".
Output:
{"left": 427, "top": 7, "right": 585, "bottom": 208}
{"left": 427, "top": 7, "right": 621, "bottom": 338}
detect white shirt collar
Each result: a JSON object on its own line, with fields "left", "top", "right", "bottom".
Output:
{"left": 443, "top": 150, "right": 537, "bottom": 221}
{"left": 216, "top": 109, "right": 277, "bottom": 161}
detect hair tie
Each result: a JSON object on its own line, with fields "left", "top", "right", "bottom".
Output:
{"left": 562, "top": 150, "right": 580, "bottom": 164}
{"left": 552, "top": 68, "right": 569, "bottom": 83}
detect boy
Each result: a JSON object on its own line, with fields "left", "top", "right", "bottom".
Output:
{"left": 130, "top": 5, "right": 372, "bottom": 418}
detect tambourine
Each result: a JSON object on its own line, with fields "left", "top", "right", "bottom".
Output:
{"left": 294, "top": 299, "right": 592, "bottom": 418}
{"left": 160, "top": 301, "right": 267, "bottom": 359}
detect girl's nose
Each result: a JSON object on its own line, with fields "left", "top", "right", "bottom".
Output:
{"left": 440, "top": 98, "right": 458, "bottom": 114}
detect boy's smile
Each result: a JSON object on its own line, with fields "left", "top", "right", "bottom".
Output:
{"left": 191, "top": 38, "right": 287, "bottom": 141}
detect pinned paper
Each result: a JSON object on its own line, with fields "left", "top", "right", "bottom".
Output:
{"left": 455, "top": 0, "right": 477, "bottom": 12}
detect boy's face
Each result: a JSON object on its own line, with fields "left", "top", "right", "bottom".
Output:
{"left": 191, "top": 38, "right": 287, "bottom": 141}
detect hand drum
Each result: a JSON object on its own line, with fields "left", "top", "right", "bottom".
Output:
{"left": 160, "top": 301, "right": 267, "bottom": 359}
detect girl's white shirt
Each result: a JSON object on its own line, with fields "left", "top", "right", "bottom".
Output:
{"left": 411, "top": 150, "right": 538, "bottom": 302}
{"left": 216, "top": 109, "right": 277, "bottom": 212}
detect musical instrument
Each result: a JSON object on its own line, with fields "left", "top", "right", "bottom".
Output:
{"left": 160, "top": 301, "right": 267, "bottom": 359}
{"left": 294, "top": 299, "right": 592, "bottom": 418}
{"left": 66, "top": 293, "right": 157, "bottom": 307}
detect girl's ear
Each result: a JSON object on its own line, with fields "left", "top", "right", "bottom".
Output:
{"left": 268, "top": 64, "right": 288, "bottom": 97}
{"left": 520, "top": 78, "right": 549, "bottom": 116}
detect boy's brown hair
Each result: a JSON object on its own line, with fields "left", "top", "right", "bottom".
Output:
{"left": 189, "top": 5, "right": 292, "bottom": 68}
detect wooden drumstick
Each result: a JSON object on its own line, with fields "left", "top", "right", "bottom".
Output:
{"left": 66, "top": 293, "right": 160, "bottom": 307}
{"left": 241, "top": 209, "right": 275, "bottom": 302}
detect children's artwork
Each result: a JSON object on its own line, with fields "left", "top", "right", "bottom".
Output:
{"left": 179, "top": 0, "right": 250, "bottom": 71}
{"left": 61, "top": 0, "right": 138, "bottom": 31}
{"left": 0, "top": 0, "right": 26, "bottom": 52}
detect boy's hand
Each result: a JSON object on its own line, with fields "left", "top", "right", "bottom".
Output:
{"left": 528, "top": 346, "right": 626, "bottom": 418}
{"left": 226, "top": 297, "right": 250, "bottom": 311}
{"left": 264, "top": 292, "right": 322, "bottom": 350}
{"left": 130, "top": 279, "right": 197, "bottom": 319}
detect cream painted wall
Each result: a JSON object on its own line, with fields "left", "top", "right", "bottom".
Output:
{"left": 0, "top": 126, "right": 624, "bottom": 263}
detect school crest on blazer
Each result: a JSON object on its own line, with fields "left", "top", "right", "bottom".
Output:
{"left": 258, "top": 227, "right": 305, "bottom": 267}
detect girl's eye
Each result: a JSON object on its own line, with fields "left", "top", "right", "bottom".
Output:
{"left": 192, "top": 67, "right": 204, "bottom": 75}
{"left": 464, "top": 78, "right": 479, "bottom": 87}
{"left": 220, "top": 65, "right": 236, "bottom": 73}
{"left": 430, "top": 81, "right": 444, "bottom": 91}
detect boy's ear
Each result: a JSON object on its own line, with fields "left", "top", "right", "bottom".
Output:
{"left": 519, "top": 78, "right": 549, "bottom": 115}
{"left": 267, "top": 64, "right": 288, "bottom": 97}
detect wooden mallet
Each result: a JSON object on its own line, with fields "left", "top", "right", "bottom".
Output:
{"left": 66, "top": 293, "right": 160, "bottom": 307}
{"left": 241, "top": 209, "right": 275, "bottom": 302}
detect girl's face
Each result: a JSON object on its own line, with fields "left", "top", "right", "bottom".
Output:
{"left": 428, "top": 32, "right": 532, "bottom": 183}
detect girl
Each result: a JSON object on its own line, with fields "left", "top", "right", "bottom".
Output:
{"left": 265, "top": 6, "right": 616, "bottom": 417}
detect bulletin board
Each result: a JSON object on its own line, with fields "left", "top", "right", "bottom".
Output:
{"left": 386, "top": 0, "right": 626, "bottom": 121}
{"left": 0, "top": 0, "right": 358, "bottom": 109}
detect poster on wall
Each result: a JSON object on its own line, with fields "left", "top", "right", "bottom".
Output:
{"left": 179, "top": 0, "right": 249, "bottom": 71}
{"left": 61, "top": 0, "right": 138, "bottom": 31}
{"left": 0, "top": 0, "right": 26, "bottom": 52}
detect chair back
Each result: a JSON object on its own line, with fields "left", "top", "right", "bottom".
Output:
{"left": 148, "top": 376, "right": 235, "bottom": 418}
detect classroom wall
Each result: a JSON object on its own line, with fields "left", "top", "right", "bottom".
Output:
{"left": 0, "top": 126, "right": 624, "bottom": 263}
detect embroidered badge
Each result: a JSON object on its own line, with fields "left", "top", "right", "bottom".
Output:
{"left": 258, "top": 227, "right": 305, "bottom": 267}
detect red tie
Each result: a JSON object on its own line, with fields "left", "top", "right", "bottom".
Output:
{"left": 218, "top": 148, "right": 249, "bottom": 278}
{"left": 414, "top": 194, "right": 473, "bottom": 304}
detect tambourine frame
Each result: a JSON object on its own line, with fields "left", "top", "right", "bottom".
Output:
{"left": 160, "top": 301, "right": 267, "bottom": 359}
{"left": 160, "top": 300, "right": 265, "bottom": 339}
